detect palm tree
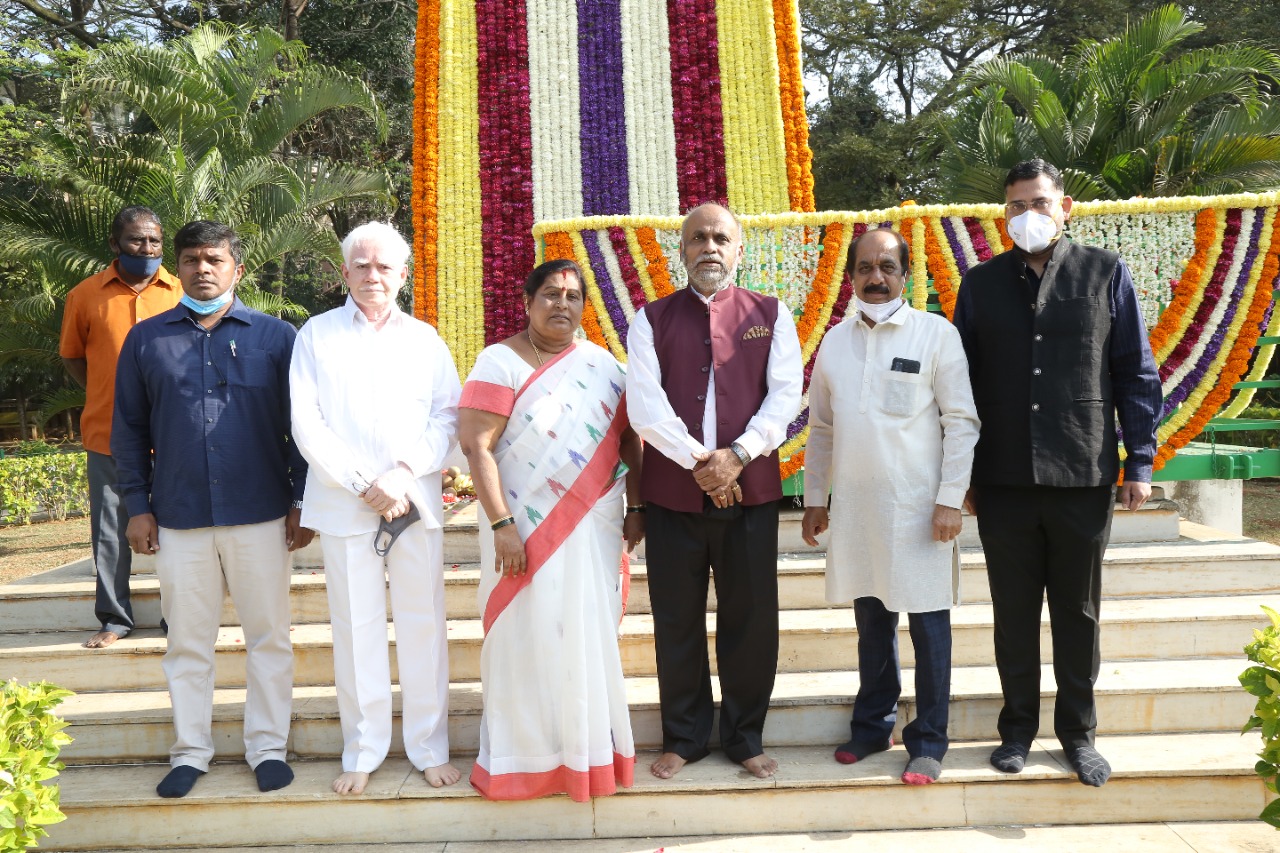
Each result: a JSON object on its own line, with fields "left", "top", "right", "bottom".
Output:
{"left": 936, "top": 4, "right": 1280, "bottom": 201}
{"left": 0, "top": 23, "right": 393, "bottom": 424}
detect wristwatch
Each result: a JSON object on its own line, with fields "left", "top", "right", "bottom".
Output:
{"left": 729, "top": 442, "right": 752, "bottom": 467}
{"left": 291, "top": 499, "right": 304, "bottom": 510}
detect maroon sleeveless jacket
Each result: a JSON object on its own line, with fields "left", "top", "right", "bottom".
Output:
{"left": 638, "top": 285, "right": 783, "bottom": 513}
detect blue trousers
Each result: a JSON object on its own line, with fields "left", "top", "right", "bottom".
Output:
{"left": 850, "top": 596, "right": 951, "bottom": 760}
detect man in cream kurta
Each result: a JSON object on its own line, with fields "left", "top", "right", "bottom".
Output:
{"left": 289, "top": 222, "right": 462, "bottom": 796}
{"left": 802, "top": 228, "right": 979, "bottom": 785}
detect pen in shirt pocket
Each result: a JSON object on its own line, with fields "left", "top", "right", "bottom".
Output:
{"left": 230, "top": 340, "right": 237, "bottom": 357}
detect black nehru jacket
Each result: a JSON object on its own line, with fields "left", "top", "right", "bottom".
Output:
{"left": 956, "top": 239, "right": 1124, "bottom": 488}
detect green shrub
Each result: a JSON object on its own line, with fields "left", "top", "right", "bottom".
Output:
{"left": 0, "top": 680, "right": 74, "bottom": 851}
{"left": 1241, "top": 605, "right": 1280, "bottom": 829}
{"left": 1230, "top": 406, "right": 1280, "bottom": 450}
{"left": 4, "top": 442, "right": 60, "bottom": 459}
{"left": 0, "top": 453, "right": 88, "bottom": 525}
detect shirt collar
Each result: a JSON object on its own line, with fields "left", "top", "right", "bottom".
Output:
{"left": 344, "top": 295, "right": 405, "bottom": 328}
{"left": 688, "top": 281, "right": 735, "bottom": 305}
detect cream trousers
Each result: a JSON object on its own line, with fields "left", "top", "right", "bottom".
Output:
{"left": 155, "top": 519, "right": 293, "bottom": 771}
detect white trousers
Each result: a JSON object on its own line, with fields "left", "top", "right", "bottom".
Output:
{"left": 321, "top": 522, "right": 450, "bottom": 772}
{"left": 155, "top": 519, "right": 293, "bottom": 771}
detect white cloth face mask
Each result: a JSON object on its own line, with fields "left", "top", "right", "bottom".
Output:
{"left": 856, "top": 296, "right": 904, "bottom": 325}
{"left": 1006, "top": 210, "right": 1060, "bottom": 254}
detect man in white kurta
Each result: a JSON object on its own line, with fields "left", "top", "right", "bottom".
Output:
{"left": 802, "top": 227, "right": 979, "bottom": 785}
{"left": 289, "top": 222, "right": 462, "bottom": 795}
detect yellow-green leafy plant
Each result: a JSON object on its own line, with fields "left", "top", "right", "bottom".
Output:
{"left": 1241, "top": 606, "right": 1280, "bottom": 829}
{"left": 1, "top": 680, "right": 74, "bottom": 850}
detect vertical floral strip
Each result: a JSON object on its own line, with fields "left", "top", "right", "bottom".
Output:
{"left": 1222, "top": 217, "right": 1280, "bottom": 417}
{"left": 979, "top": 218, "right": 1005, "bottom": 261}
{"left": 770, "top": 0, "right": 813, "bottom": 211}
{"left": 1149, "top": 208, "right": 1222, "bottom": 361}
{"left": 1160, "top": 209, "right": 1256, "bottom": 411}
{"left": 622, "top": 226, "right": 660, "bottom": 301}
{"left": 435, "top": 0, "right": 484, "bottom": 370}
{"left": 795, "top": 221, "right": 848, "bottom": 363}
{"left": 621, "top": 0, "right": 680, "bottom": 214}
{"left": 965, "top": 217, "right": 993, "bottom": 262}
{"left": 666, "top": 0, "right": 728, "bottom": 207}
{"left": 578, "top": 0, "right": 630, "bottom": 214}
{"left": 608, "top": 227, "right": 649, "bottom": 308}
{"left": 926, "top": 218, "right": 960, "bottom": 319}
{"left": 716, "top": 0, "right": 789, "bottom": 213}
{"left": 527, "top": 0, "right": 582, "bottom": 222}
{"left": 595, "top": 229, "right": 638, "bottom": 329}
{"left": 636, "top": 226, "right": 677, "bottom": 297}
{"left": 572, "top": 231, "right": 627, "bottom": 357}
{"left": 1154, "top": 207, "right": 1277, "bottom": 469}
{"left": 411, "top": 0, "right": 441, "bottom": 324}
{"left": 476, "top": 0, "right": 536, "bottom": 345}
{"left": 1160, "top": 209, "right": 1240, "bottom": 378}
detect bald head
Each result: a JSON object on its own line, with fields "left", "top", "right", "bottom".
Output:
{"left": 679, "top": 204, "right": 744, "bottom": 295}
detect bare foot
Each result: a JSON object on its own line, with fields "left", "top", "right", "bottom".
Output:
{"left": 83, "top": 630, "right": 123, "bottom": 649}
{"left": 741, "top": 753, "right": 778, "bottom": 778}
{"left": 423, "top": 762, "right": 461, "bottom": 788}
{"left": 332, "top": 771, "right": 370, "bottom": 795}
{"left": 650, "top": 752, "right": 688, "bottom": 779}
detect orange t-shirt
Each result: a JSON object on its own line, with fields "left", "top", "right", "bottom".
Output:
{"left": 59, "top": 261, "right": 183, "bottom": 455}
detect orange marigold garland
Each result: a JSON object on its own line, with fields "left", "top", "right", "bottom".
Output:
{"left": 1148, "top": 208, "right": 1219, "bottom": 359}
{"left": 769, "top": 0, "right": 813, "bottom": 212}
{"left": 636, "top": 227, "right": 676, "bottom": 297}
{"left": 413, "top": 0, "right": 442, "bottom": 324}
{"left": 924, "top": 217, "right": 957, "bottom": 319}
{"left": 795, "top": 221, "right": 845, "bottom": 356}
{"left": 1153, "top": 209, "right": 1280, "bottom": 469}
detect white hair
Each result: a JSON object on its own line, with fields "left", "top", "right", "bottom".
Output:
{"left": 340, "top": 221, "right": 411, "bottom": 267}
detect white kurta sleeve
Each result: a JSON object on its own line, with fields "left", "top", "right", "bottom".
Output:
{"left": 802, "top": 331, "right": 836, "bottom": 507}
{"left": 932, "top": 323, "right": 980, "bottom": 509}
{"left": 394, "top": 331, "right": 462, "bottom": 477}
{"left": 625, "top": 306, "right": 709, "bottom": 469}
{"left": 288, "top": 320, "right": 368, "bottom": 495}
{"left": 734, "top": 306, "right": 803, "bottom": 460}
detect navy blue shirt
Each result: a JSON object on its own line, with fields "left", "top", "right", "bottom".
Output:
{"left": 112, "top": 298, "right": 307, "bottom": 529}
{"left": 952, "top": 245, "right": 1162, "bottom": 483}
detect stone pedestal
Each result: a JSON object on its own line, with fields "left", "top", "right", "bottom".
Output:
{"left": 1161, "top": 479, "right": 1243, "bottom": 536}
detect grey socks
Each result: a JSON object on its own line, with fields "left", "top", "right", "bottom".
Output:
{"left": 901, "top": 755, "right": 942, "bottom": 785}
{"left": 990, "top": 741, "right": 1030, "bottom": 773}
{"left": 1067, "top": 745, "right": 1111, "bottom": 786}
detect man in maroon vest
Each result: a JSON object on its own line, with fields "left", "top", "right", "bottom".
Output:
{"left": 626, "top": 203, "right": 803, "bottom": 779}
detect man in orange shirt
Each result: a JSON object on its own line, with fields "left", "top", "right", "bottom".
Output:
{"left": 60, "top": 206, "right": 182, "bottom": 648}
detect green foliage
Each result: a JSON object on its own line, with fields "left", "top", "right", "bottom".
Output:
{"left": 937, "top": 4, "right": 1280, "bottom": 201}
{"left": 0, "top": 451, "right": 87, "bottom": 524}
{"left": 1229, "top": 406, "right": 1280, "bottom": 450}
{"left": 0, "top": 680, "right": 74, "bottom": 851}
{"left": 1242, "top": 606, "right": 1280, "bottom": 828}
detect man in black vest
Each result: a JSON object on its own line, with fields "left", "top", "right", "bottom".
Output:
{"left": 953, "top": 160, "right": 1161, "bottom": 787}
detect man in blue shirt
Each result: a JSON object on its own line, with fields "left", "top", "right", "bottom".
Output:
{"left": 113, "top": 220, "right": 313, "bottom": 799}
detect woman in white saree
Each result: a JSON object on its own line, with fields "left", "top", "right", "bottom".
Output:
{"left": 459, "top": 259, "right": 644, "bottom": 801}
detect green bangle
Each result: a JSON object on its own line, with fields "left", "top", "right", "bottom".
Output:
{"left": 490, "top": 515, "right": 516, "bottom": 531}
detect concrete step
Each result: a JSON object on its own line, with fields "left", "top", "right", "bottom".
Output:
{"left": 8, "top": 594, "right": 1270, "bottom": 693}
{"left": 81, "top": 822, "right": 1280, "bottom": 853}
{"left": 5, "top": 527, "right": 1277, "bottom": 633}
{"left": 46, "top": 733, "right": 1266, "bottom": 850}
{"left": 57, "top": 659, "right": 1254, "bottom": 764}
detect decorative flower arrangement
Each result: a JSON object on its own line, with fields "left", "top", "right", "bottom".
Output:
{"left": 414, "top": 0, "right": 816, "bottom": 375}
{"left": 534, "top": 193, "right": 1280, "bottom": 476}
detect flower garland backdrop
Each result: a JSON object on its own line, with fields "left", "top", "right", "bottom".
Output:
{"left": 413, "top": 0, "right": 815, "bottom": 370}
{"left": 532, "top": 193, "right": 1280, "bottom": 478}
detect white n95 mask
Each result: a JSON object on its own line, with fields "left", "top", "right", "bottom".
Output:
{"left": 1007, "top": 210, "right": 1060, "bottom": 254}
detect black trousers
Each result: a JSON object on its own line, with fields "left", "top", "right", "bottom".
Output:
{"left": 975, "top": 484, "right": 1115, "bottom": 750}
{"left": 645, "top": 500, "right": 780, "bottom": 763}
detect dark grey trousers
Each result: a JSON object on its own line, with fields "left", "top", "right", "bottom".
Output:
{"left": 87, "top": 450, "right": 134, "bottom": 635}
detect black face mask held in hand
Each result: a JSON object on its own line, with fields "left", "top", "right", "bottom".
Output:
{"left": 373, "top": 501, "right": 422, "bottom": 557}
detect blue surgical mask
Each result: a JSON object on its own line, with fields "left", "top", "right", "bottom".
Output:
{"left": 117, "top": 253, "right": 163, "bottom": 278}
{"left": 180, "top": 291, "right": 234, "bottom": 315}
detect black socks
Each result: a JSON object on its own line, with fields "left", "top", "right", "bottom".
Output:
{"left": 1067, "top": 745, "right": 1111, "bottom": 787}
{"left": 990, "top": 741, "right": 1030, "bottom": 773}
{"left": 834, "top": 738, "right": 892, "bottom": 765}
{"left": 157, "top": 765, "right": 205, "bottom": 798}
{"left": 254, "top": 759, "right": 295, "bottom": 792}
